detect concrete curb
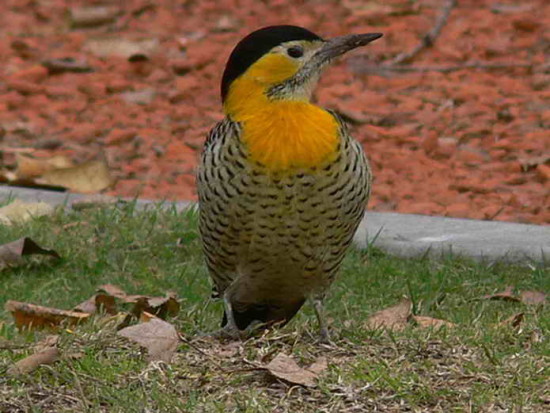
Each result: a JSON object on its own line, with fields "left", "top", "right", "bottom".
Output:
{"left": 1, "top": 186, "right": 548, "bottom": 264}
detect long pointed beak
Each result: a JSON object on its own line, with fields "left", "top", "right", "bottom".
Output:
{"left": 314, "top": 32, "right": 383, "bottom": 64}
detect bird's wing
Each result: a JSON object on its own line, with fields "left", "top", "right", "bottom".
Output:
{"left": 197, "top": 118, "right": 245, "bottom": 296}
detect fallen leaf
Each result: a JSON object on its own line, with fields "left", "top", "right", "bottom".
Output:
{"left": 36, "top": 159, "right": 113, "bottom": 193}
{"left": 64, "top": 351, "right": 85, "bottom": 360}
{"left": 307, "top": 356, "right": 329, "bottom": 375}
{"left": 0, "top": 237, "right": 60, "bottom": 269}
{"left": 145, "top": 293, "right": 180, "bottom": 319}
{"left": 69, "top": 6, "right": 120, "bottom": 28}
{"left": 481, "top": 286, "right": 520, "bottom": 302}
{"left": 42, "top": 58, "right": 93, "bottom": 74}
{"left": 412, "top": 315, "right": 455, "bottom": 329}
{"left": 365, "top": 299, "right": 412, "bottom": 331}
{"left": 519, "top": 291, "right": 546, "bottom": 305}
{"left": 97, "top": 284, "right": 127, "bottom": 299}
{"left": 129, "top": 296, "right": 150, "bottom": 319}
{"left": 0, "top": 146, "right": 34, "bottom": 154}
{"left": 214, "top": 15, "right": 240, "bottom": 32}
{"left": 498, "top": 313, "right": 524, "bottom": 328}
{"left": 15, "top": 153, "right": 74, "bottom": 179}
{"left": 33, "top": 335, "right": 59, "bottom": 352}
{"left": 73, "top": 293, "right": 117, "bottom": 315}
{"left": 95, "top": 284, "right": 179, "bottom": 319}
{"left": 0, "top": 200, "right": 55, "bottom": 226}
{"left": 5, "top": 300, "right": 90, "bottom": 330}
{"left": 265, "top": 353, "right": 322, "bottom": 387}
{"left": 213, "top": 341, "right": 241, "bottom": 358}
{"left": 139, "top": 311, "right": 156, "bottom": 323}
{"left": 71, "top": 194, "right": 118, "bottom": 210}
{"left": 117, "top": 318, "right": 179, "bottom": 363}
{"left": 120, "top": 88, "right": 156, "bottom": 105}
{"left": 7, "top": 346, "right": 59, "bottom": 376}
{"left": 85, "top": 37, "right": 159, "bottom": 58}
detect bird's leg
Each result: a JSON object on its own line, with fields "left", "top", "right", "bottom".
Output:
{"left": 217, "top": 292, "right": 243, "bottom": 340}
{"left": 313, "top": 297, "right": 332, "bottom": 344}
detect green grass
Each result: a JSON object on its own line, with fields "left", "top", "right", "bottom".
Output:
{"left": 0, "top": 204, "right": 548, "bottom": 412}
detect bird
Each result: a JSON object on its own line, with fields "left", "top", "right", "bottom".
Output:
{"left": 197, "top": 25, "right": 382, "bottom": 341}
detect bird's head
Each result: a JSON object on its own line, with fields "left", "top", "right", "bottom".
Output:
{"left": 221, "top": 25, "right": 382, "bottom": 116}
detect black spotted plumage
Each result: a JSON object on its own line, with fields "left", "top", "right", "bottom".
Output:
{"left": 197, "top": 25, "right": 382, "bottom": 338}
{"left": 197, "top": 113, "right": 371, "bottom": 330}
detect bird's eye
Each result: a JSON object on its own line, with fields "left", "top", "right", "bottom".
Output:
{"left": 287, "top": 46, "right": 304, "bottom": 58}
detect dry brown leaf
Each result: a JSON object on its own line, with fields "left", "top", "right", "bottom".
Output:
{"left": 5, "top": 300, "right": 90, "bottom": 330}
{"left": 412, "top": 315, "right": 455, "bottom": 329}
{"left": 0, "top": 237, "right": 60, "bottom": 269}
{"left": 0, "top": 169, "right": 18, "bottom": 183}
{"left": 33, "top": 335, "right": 59, "bottom": 353}
{"left": 120, "top": 88, "right": 156, "bottom": 105}
{"left": 213, "top": 341, "right": 241, "bottom": 358}
{"left": 98, "top": 284, "right": 127, "bottom": 299}
{"left": 498, "top": 312, "right": 524, "bottom": 328}
{"left": 307, "top": 356, "right": 329, "bottom": 375}
{"left": 85, "top": 37, "right": 159, "bottom": 58}
{"left": 42, "top": 58, "right": 93, "bottom": 74}
{"left": 7, "top": 346, "right": 59, "bottom": 376}
{"left": 145, "top": 293, "right": 180, "bottom": 319}
{"left": 481, "top": 286, "right": 520, "bottom": 302}
{"left": 74, "top": 293, "right": 117, "bottom": 315}
{"left": 519, "top": 291, "right": 546, "bottom": 305}
{"left": 71, "top": 194, "right": 118, "bottom": 210}
{"left": 69, "top": 6, "right": 120, "bottom": 28}
{"left": 0, "top": 200, "right": 55, "bottom": 226}
{"left": 0, "top": 146, "right": 34, "bottom": 154}
{"left": 365, "top": 299, "right": 412, "bottom": 331}
{"left": 117, "top": 318, "right": 179, "bottom": 363}
{"left": 36, "top": 159, "right": 113, "bottom": 193}
{"left": 139, "top": 311, "right": 157, "bottom": 323}
{"left": 15, "top": 153, "right": 74, "bottom": 179}
{"left": 265, "top": 353, "right": 324, "bottom": 387}
{"left": 95, "top": 284, "right": 179, "bottom": 319}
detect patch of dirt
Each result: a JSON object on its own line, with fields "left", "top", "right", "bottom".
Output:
{"left": 0, "top": 0, "right": 547, "bottom": 224}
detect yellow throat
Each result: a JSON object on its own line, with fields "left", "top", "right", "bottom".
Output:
{"left": 223, "top": 54, "right": 339, "bottom": 173}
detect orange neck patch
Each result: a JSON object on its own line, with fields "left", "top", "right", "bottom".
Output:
{"left": 224, "top": 71, "right": 339, "bottom": 173}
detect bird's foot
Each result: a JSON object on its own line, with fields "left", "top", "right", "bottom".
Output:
{"left": 318, "top": 326, "right": 336, "bottom": 346}
{"left": 204, "top": 320, "right": 266, "bottom": 341}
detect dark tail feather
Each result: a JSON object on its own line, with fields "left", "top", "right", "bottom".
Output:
{"left": 221, "top": 299, "right": 306, "bottom": 331}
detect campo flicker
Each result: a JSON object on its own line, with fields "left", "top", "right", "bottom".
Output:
{"left": 197, "top": 25, "right": 382, "bottom": 340}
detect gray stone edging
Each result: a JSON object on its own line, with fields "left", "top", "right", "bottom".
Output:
{"left": 1, "top": 186, "right": 548, "bottom": 264}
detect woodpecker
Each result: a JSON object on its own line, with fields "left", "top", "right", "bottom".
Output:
{"left": 197, "top": 25, "right": 382, "bottom": 340}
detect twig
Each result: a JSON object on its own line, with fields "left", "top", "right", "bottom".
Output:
{"left": 390, "top": 0, "right": 457, "bottom": 65}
